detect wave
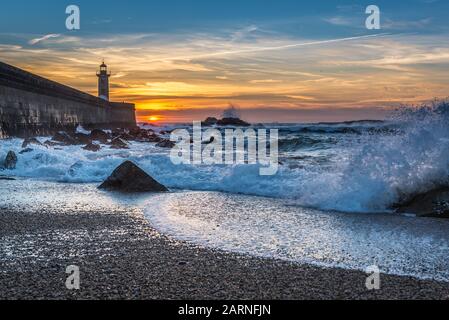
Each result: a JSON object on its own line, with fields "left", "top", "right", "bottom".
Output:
{"left": 1, "top": 100, "right": 449, "bottom": 213}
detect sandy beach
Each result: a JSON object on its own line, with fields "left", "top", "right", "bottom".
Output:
{"left": 1, "top": 198, "right": 449, "bottom": 300}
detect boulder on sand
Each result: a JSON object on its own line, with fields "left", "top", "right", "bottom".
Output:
{"left": 99, "top": 161, "right": 168, "bottom": 192}
{"left": 395, "top": 187, "right": 449, "bottom": 218}
{"left": 4, "top": 151, "right": 18, "bottom": 170}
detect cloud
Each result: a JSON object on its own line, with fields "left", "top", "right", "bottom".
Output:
{"left": 324, "top": 16, "right": 356, "bottom": 27}
{"left": 29, "top": 34, "right": 61, "bottom": 45}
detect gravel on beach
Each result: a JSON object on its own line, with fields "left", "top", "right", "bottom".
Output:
{"left": 1, "top": 206, "right": 449, "bottom": 300}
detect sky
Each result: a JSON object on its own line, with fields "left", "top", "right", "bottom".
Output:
{"left": 0, "top": 0, "right": 448, "bottom": 123}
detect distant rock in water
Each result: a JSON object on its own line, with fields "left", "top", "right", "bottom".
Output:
{"left": 74, "top": 133, "right": 92, "bottom": 145}
{"left": 52, "top": 132, "right": 78, "bottom": 145}
{"left": 90, "top": 129, "right": 110, "bottom": 144}
{"left": 156, "top": 139, "right": 176, "bottom": 148}
{"left": 217, "top": 118, "right": 250, "bottom": 127}
{"left": 4, "top": 151, "right": 18, "bottom": 170}
{"left": 99, "top": 161, "right": 168, "bottom": 193}
{"left": 203, "top": 117, "right": 218, "bottom": 126}
{"left": 22, "top": 137, "right": 43, "bottom": 149}
{"left": 395, "top": 187, "right": 449, "bottom": 218}
{"left": 110, "top": 136, "right": 129, "bottom": 149}
{"left": 83, "top": 142, "right": 101, "bottom": 152}
{"left": 19, "top": 148, "right": 34, "bottom": 154}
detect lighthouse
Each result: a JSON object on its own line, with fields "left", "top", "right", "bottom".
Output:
{"left": 96, "top": 61, "right": 111, "bottom": 100}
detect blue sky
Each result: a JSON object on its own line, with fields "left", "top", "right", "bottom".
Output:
{"left": 0, "top": 0, "right": 448, "bottom": 122}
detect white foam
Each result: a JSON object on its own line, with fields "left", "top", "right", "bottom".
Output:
{"left": 144, "top": 191, "right": 449, "bottom": 282}
{"left": 1, "top": 103, "right": 449, "bottom": 213}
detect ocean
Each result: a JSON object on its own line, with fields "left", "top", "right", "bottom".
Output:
{"left": 1, "top": 104, "right": 449, "bottom": 281}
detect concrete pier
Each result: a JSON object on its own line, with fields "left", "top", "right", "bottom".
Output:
{"left": 0, "top": 61, "right": 136, "bottom": 138}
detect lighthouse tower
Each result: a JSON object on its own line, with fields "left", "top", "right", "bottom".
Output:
{"left": 96, "top": 61, "right": 111, "bottom": 100}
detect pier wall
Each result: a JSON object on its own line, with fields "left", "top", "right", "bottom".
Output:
{"left": 0, "top": 62, "right": 136, "bottom": 138}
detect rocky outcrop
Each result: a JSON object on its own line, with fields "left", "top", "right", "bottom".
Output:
{"left": 83, "top": 143, "right": 101, "bottom": 152}
{"left": 99, "top": 161, "right": 168, "bottom": 192}
{"left": 202, "top": 117, "right": 218, "bottom": 126}
{"left": 395, "top": 187, "right": 449, "bottom": 218}
{"left": 4, "top": 151, "right": 17, "bottom": 170}
{"left": 110, "top": 137, "right": 129, "bottom": 149}
{"left": 217, "top": 118, "right": 251, "bottom": 127}
{"left": 22, "top": 137, "right": 43, "bottom": 148}
{"left": 90, "top": 129, "right": 110, "bottom": 144}
{"left": 52, "top": 132, "right": 78, "bottom": 145}
{"left": 156, "top": 139, "right": 176, "bottom": 148}
{"left": 202, "top": 116, "right": 250, "bottom": 127}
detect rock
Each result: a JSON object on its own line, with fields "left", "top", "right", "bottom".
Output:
{"left": 44, "top": 140, "right": 64, "bottom": 147}
{"left": 22, "top": 137, "right": 43, "bottom": 148}
{"left": 156, "top": 139, "right": 175, "bottom": 148}
{"left": 203, "top": 117, "right": 218, "bottom": 126}
{"left": 83, "top": 143, "right": 101, "bottom": 152}
{"left": 52, "top": 131, "right": 78, "bottom": 145}
{"left": 0, "top": 176, "right": 15, "bottom": 180}
{"left": 74, "top": 133, "right": 92, "bottom": 145}
{"left": 4, "top": 151, "right": 18, "bottom": 170}
{"left": 395, "top": 187, "right": 449, "bottom": 218}
{"left": 19, "top": 148, "right": 34, "bottom": 154}
{"left": 99, "top": 161, "right": 168, "bottom": 192}
{"left": 148, "top": 134, "right": 163, "bottom": 143}
{"left": 90, "top": 129, "right": 110, "bottom": 144}
{"left": 216, "top": 118, "right": 250, "bottom": 127}
{"left": 110, "top": 137, "right": 129, "bottom": 149}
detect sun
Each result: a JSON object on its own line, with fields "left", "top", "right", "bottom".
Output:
{"left": 148, "top": 116, "right": 161, "bottom": 122}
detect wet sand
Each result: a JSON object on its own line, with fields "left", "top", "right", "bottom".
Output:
{"left": 1, "top": 205, "right": 449, "bottom": 300}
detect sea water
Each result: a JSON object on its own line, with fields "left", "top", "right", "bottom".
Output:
{"left": 2, "top": 103, "right": 449, "bottom": 280}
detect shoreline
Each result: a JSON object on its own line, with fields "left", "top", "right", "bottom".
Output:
{"left": 1, "top": 204, "right": 448, "bottom": 300}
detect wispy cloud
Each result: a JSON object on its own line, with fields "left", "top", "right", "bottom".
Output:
{"left": 29, "top": 34, "right": 61, "bottom": 45}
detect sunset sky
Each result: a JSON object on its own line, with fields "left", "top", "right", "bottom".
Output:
{"left": 0, "top": 0, "right": 448, "bottom": 123}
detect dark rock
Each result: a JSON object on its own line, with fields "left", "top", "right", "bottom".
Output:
{"left": 156, "top": 139, "right": 176, "bottom": 148}
{"left": 99, "top": 161, "right": 168, "bottom": 192}
{"left": 0, "top": 176, "right": 15, "bottom": 180}
{"left": 395, "top": 187, "right": 449, "bottom": 218}
{"left": 148, "top": 134, "right": 163, "bottom": 143}
{"left": 74, "top": 133, "right": 92, "bottom": 145}
{"left": 83, "top": 143, "right": 101, "bottom": 152}
{"left": 90, "top": 129, "right": 110, "bottom": 144}
{"left": 216, "top": 118, "right": 250, "bottom": 127}
{"left": 203, "top": 117, "right": 218, "bottom": 126}
{"left": 22, "top": 137, "right": 43, "bottom": 149}
{"left": 110, "top": 137, "right": 129, "bottom": 149}
{"left": 44, "top": 140, "right": 64, "bottom": 147}
{"left": 4, "top": 151, "right": 18, "bottom": 170}
{"left": 19, "top": 148, "right": 34, "bottom": 154}
{"left": 52, "top": 131, "right": 78, "bottom": 145}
